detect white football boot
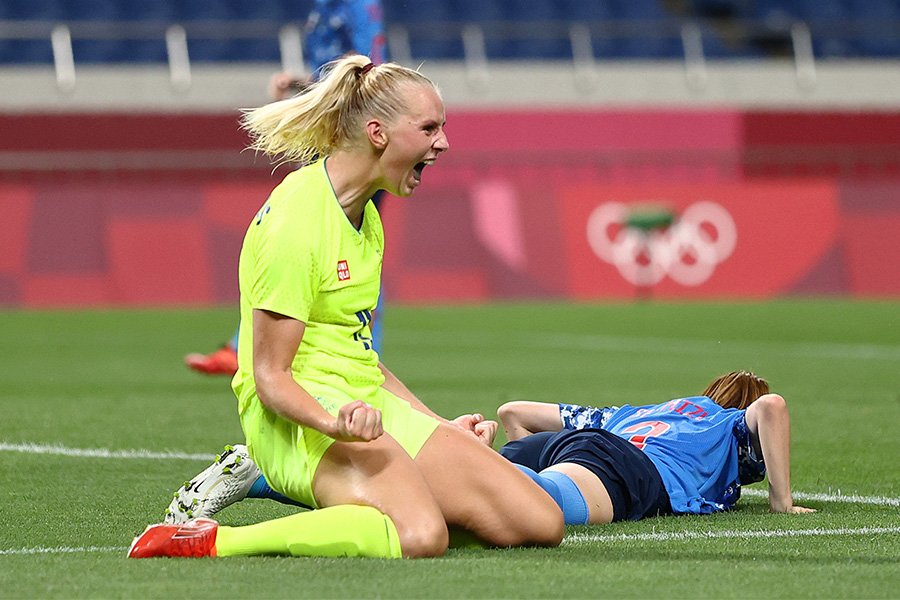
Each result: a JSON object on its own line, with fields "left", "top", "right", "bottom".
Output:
{"left": 164, "top": 444, "right": 261, "bottom": 524}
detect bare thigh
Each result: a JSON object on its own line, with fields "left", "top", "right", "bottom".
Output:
{"left": 413, "top": 423, "right": 564, "bottom": 548}
{"left": 312, "top": 433, "right": 449, "bottom": 558}
{"left": 543, "top": 463, "right": 614, "bottom": 525}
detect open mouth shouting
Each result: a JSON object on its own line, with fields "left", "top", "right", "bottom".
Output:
{"left": 412, "top": 159, "right": 436, "bottom": 185}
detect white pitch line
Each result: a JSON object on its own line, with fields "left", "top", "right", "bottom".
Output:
{"left": 391, "top": 328, "right": 900, "bottom": 362}
{"left": 4, "top": 527, "right": 899, "bottom": 555}
{"left": 538, "top": 332, "right": 900, "bottom": 362}
{"left": 0, "top": 546, "right": 125, "bottom": 556}
{"left": 0, "top": 442, "right": 900, "bottom": 506}
{"left": 564, "top": 526, "right": 900, "bottom": 545}
{"left": 3, "top": 441, "right": 900, "bottom": 508}
{"left": 742, "top": 487, "right": 900, "bottom": 507}
{"left": 0, "top": 442, "right": 214, "bottom": 461}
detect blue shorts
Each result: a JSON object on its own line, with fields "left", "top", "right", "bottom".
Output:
{"left": 499, "top": 428, "right": 672, "bottom": 522}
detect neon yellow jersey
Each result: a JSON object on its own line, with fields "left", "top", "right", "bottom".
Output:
{"left": 232, "top": 159, "right": 385, "bottom": 410}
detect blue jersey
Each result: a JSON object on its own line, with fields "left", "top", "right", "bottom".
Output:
{"left": 560, "top": 396, "right": 765, "bottom": 515}
{"left": 305, "top": 0, "right": 386, "bottom": 73}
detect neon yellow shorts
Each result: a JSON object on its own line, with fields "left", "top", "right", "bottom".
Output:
{"left": 239, "top": 381, "right": 440, "bottom": 509}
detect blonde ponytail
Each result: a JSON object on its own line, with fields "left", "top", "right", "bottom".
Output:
{"left": 242, "top": 54, "right": 438, "bottom": 164}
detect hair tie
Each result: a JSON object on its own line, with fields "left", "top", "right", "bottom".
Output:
{"left": 360, "top": 62, "right": 376, "bottom": 75}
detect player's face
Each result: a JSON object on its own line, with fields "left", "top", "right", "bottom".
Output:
{"left": 381, "top": 84, "right": 449, "bottom": 197}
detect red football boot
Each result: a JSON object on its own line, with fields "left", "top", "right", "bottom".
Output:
{"left": 127, "top": 518, "right": 219, "bottom": 558}
{"left": 184, "top": 346, "right": 238, "bottom": 376}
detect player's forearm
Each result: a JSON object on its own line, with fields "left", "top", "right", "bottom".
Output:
{"left": 255, "top": 367, "right": 341, "bottom": 437}
{"left": 378, "top": 362, "right": 447, "bottom": 423}
{"left": 498, "top": 401, "right": 564, "bottom": 441}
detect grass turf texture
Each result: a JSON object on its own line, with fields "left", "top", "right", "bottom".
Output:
{"left": 1, "top": 300, "right": 899, "bottom": 599}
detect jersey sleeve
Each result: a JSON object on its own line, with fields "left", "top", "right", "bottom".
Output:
{"left": 559, "top": 403, "right": 618, "bottom": 430}
{"left": 245, "top": 207, "right": 324, "bottom": 324}
{"left": 733, "top": 415, "right": 766, "bottom": 485}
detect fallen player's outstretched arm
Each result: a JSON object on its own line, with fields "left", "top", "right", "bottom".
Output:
{"left": 497, "top": 401, "right": 564, "bottom": 441}
{"left": 745, "top": 393, "right": 816, "bottom": 514}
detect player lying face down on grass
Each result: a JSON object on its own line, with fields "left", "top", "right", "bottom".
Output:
{"left": 493, "top": 371, "right": 816, "bottom": 525}
{"left": 128, "top": 54, "right": 564, "bottom": 559}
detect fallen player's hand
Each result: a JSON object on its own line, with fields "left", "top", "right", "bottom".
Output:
{"left": 332, "top": 400, "right": 383, "bottom": 442}
{"left": 771, "top": 505, "right": 817, "bottom": 514}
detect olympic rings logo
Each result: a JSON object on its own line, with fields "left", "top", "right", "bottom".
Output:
{"left": 586, "top": 201, "right": 737, "bottom": 287}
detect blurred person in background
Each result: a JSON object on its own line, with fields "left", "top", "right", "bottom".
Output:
{"left": 185, "top": 0, "right": 387, "bottom": 376}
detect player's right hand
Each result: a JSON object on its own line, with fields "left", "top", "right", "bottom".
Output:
{"left": 332, "top": 400, "right": 383, "bottom": 442}
{"left": 771, "top": 504, "right": 817, "bottom": 514}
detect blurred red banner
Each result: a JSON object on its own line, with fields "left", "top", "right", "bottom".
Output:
{"left": 2, "top": 109, "right": 900, "bottom": 306}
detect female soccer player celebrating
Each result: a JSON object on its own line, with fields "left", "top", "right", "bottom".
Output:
{"left": 128, "top": 54, "right": 563, "bottom": 559}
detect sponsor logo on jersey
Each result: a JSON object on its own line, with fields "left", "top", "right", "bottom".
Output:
{"left": 337, "top": 260, "right": 350, "bottom": 281}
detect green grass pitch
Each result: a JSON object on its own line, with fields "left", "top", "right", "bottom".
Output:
{"left": 1, "top": 300, "right": 899, "bottom": 599}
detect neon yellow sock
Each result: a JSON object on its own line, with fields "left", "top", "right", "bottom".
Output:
{"left": 214, "top": 505, "right": 402, "bottom": 558}
{"left": 448, "top": 527, "right": 491, "bottom": 550}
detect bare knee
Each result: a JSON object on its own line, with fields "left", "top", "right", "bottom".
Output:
{"left": 415, "top": 424, "right": 565, "bottom": 548}
{"left": 463, "top": 474, "right": 565, "bottom": 548}
{"left": 393, "top": 513, "right": 449, "bottom": 558}
{"left": 531, "top": 505, "right": 565, "bottom": 547}
{"left": 495, "top": 503, "right": 564, "bottom": 548}
{"left": 488, "top": 464, "right": 565, "bottom": 547}
{"left": 314, "top": 435, "right": 449, "bottom": 558}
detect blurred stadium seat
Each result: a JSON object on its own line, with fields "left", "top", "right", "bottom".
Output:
{"left": 849, "top": 0, "right": 900, "bottom": 57}
{"left": 3, "top": 0, "right": 66, "bottom": 20}
{"left": 2, "top": 0, "right": 900, "bottom": 63}
{"left": 744, "top": 0, "right": 854, "bottom": 57}
{"left": 499, "top": 0, "right": 571, "bottom": 60}
{"left": 385, "top": 0, "right": 464, "bottom": 60}
{"left": 0, "top": 0, "right": 60, "bottom": 63}
{"left": 554, "top": 0, "right": 618, "bottom": 58}
{"left": 612, "top": 0, "right": 683, "bottom": 59}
